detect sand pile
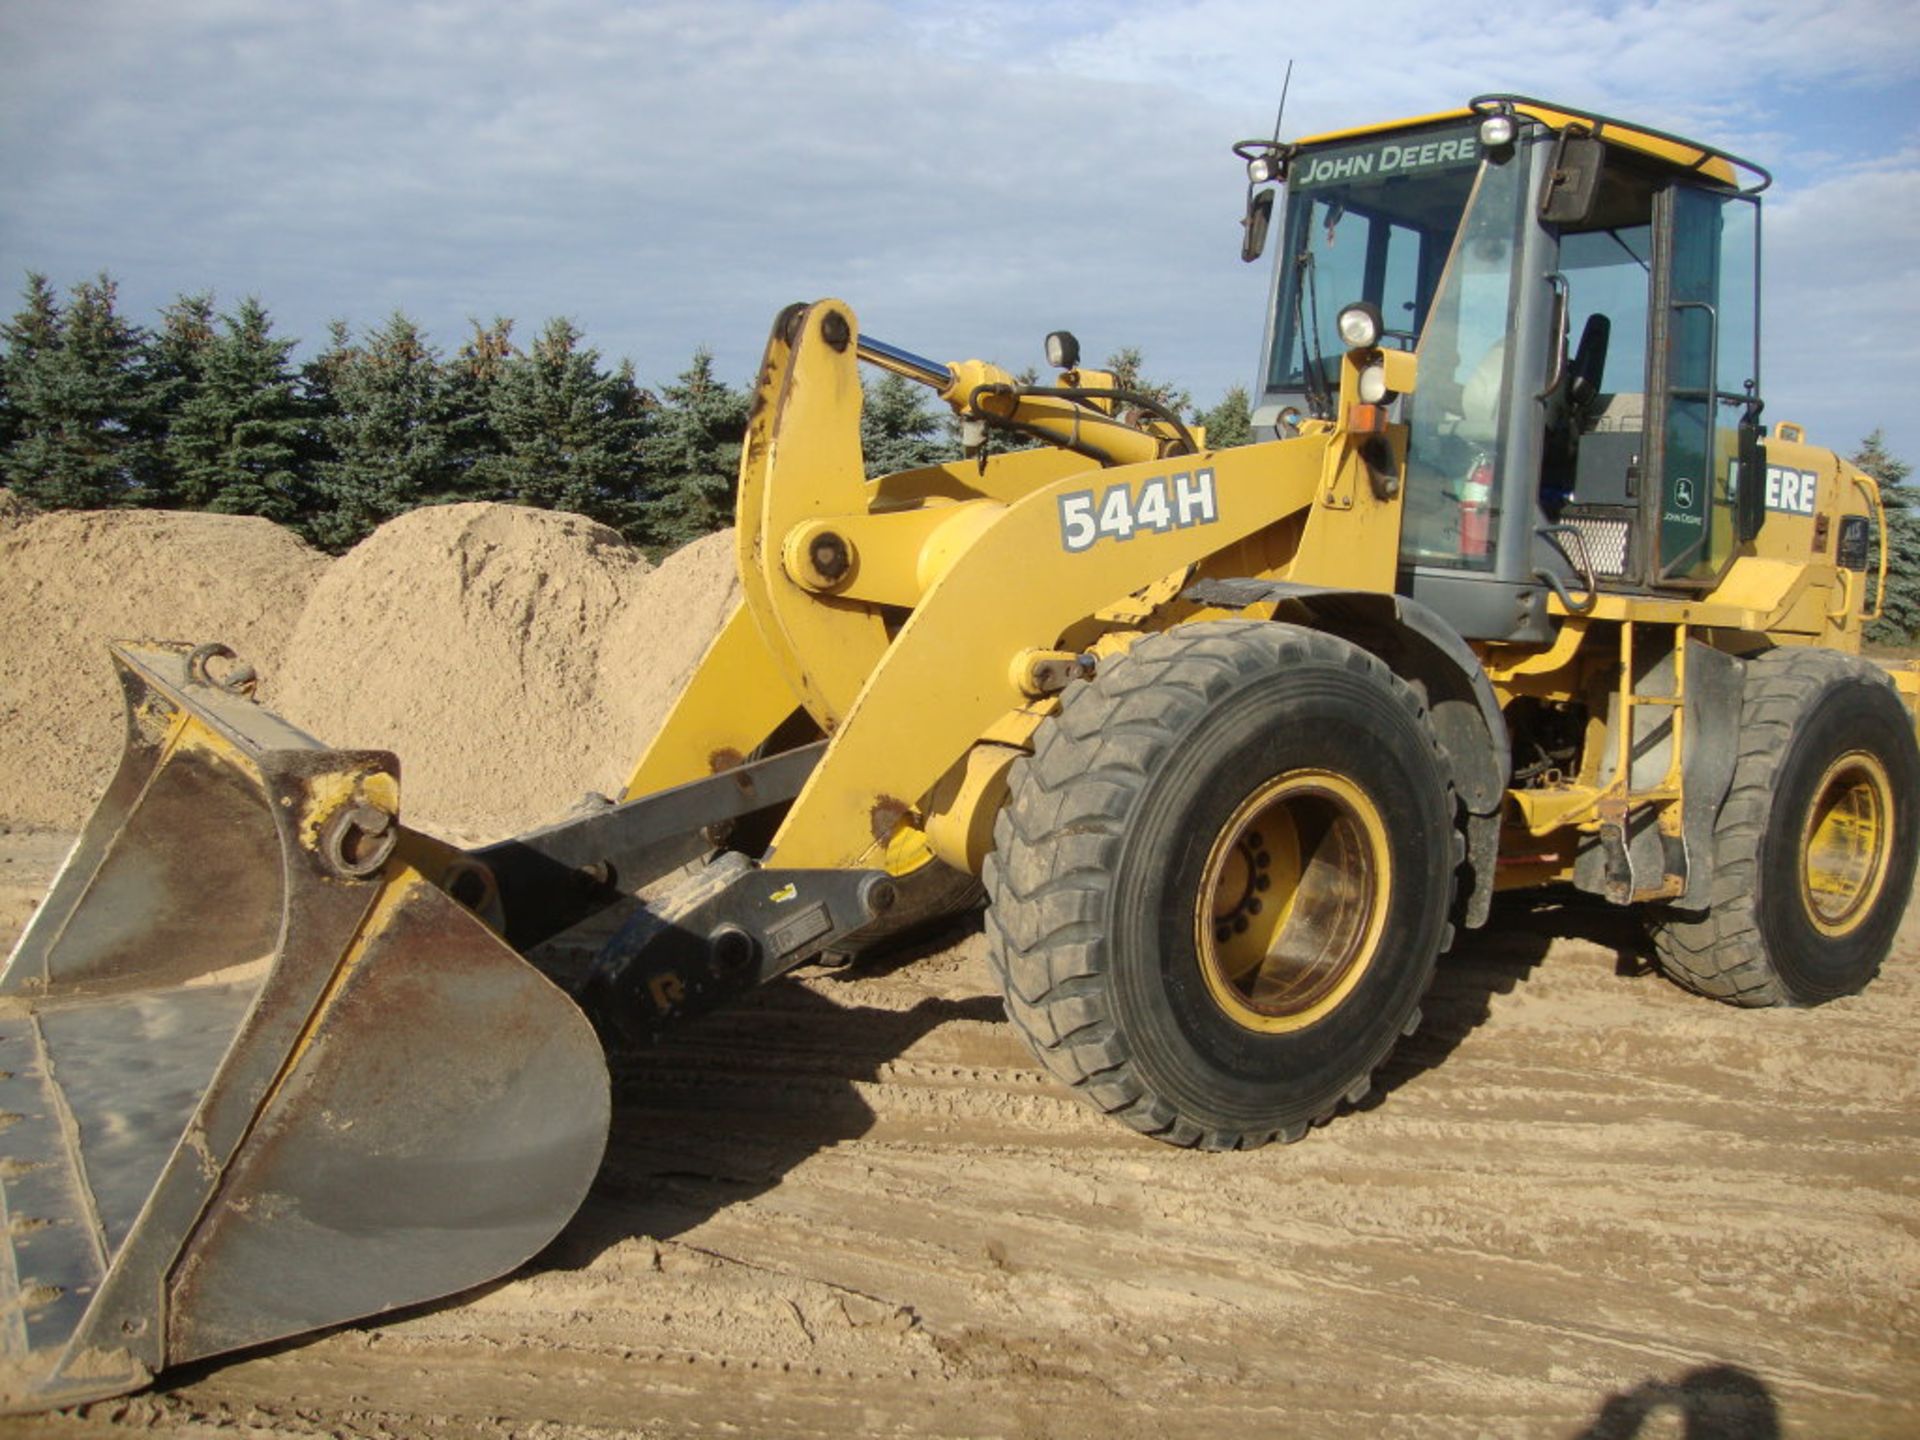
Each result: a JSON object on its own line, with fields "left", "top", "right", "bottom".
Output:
{"left": 274, "top": 502, "right": 659, "bottom": 842}
{"left": 598, "top": 528, "right": 743, "bottom": 755}
{"left": 0, "top": 499, "right": 749, "bottom": 843}
{"left": 0, "top": 507, "right": 328, "bottom": 828}
{"left": 0, "top": 488, "right": 38, "bottom": 529}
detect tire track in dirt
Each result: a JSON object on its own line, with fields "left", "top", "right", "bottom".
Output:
{"left": 7, "top": 838, "right": 1918, "bottom": 1439}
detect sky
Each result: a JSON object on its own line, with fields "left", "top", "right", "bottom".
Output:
{"left": 2, "top": 0, "right": 1917, "bottom": 466}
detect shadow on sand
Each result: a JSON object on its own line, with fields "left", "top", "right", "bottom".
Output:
{"left": 1571, "top": 1363, "right": 1782, "bottom": 1439}
{"left": 541, "top": 912, "right": 996, "bottom": 1268}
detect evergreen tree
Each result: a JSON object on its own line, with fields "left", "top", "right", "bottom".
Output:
{"left": 1854, "top": 429, "right": 1912, "bottom": 491}
{"left": 1194, "top": 385, "right": 1253, "bottom": 448}
{"left": 147, "top": 293, "right": 217, "bottom": 400}
{"left": 141, "top": 292, "right": 218, "bottom": 506}
{"left": 305, "top": 312, "right": 489, "bottom": 550}
{"left": 445, "top": 317, "right": 515, "bottom": 497}
{"left": 861, "top": 371, "right": 952, "bottom": 478}
{"left": 298, "top": 318, "right": 354, "bottom": 463}
{"left": 1856, "top": 430, "right": 1920, "bottom": 644}
{"left": 455, "top": 316, "right": 515, "bottom": 390}
{"left": 1102, "top": 346, "right": 1193, "bottom": 419}
{"left": 163, "top": 297, "right": 308, "bottom": 522}
{"left": 639, "top": 347, "right": 746, "bottom": 549}
{"left": 0, "top": 274, "right": 58, "bottom": 458}
{"left": 300, "top": 319, "right": 355, "bottom": 405}
{"left": 0, "top": 273, "right": 157, "bottom": 508}
{"left": 474, "top": 316, "right": 650, "bottom": 535}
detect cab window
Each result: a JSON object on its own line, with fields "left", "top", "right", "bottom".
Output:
{"left": 1397, "top": 152, "right": 1528, "bottom": 570}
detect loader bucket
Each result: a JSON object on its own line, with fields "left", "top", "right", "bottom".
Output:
{"left": 0, "top": 643, "right": 609, "bottom": 1413}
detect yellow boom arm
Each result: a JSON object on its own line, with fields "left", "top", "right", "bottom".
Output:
{"left": 622, "top": 299, "right": 1406, "bottom": 874}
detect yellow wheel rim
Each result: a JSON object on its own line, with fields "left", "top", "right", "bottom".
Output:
{"left": 1194, "top": 771, "right": 1392, "bottom": 1033}
{"left": 1799, "top": 751, "right": 1894, "bottom": 938}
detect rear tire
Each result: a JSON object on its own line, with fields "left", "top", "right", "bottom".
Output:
{"left": 1649, "top": 647, "right": 1919, "bottom": 1006}
{"left": 983, "top": 621, "right": 1457, "bottom": 1150}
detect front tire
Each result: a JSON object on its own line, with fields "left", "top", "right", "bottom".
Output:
{"left": 1649, "top": 647, "right": 1919, "bottom": 1005}
{"left": 983, "top": 622, "right": 1457, "bottom": 1150}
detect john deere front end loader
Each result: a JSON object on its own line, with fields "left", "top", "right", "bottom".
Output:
{"left": 5, "top": 94, "right": 1915, "bottom": 1410}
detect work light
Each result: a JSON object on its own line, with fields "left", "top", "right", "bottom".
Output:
{"left": 1337, "top": 302, "right": 1382, "bottom": 349}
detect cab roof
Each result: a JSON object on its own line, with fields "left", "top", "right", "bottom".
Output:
{"left": 1293, "top": 94, "right": 1768, "bottom": 194}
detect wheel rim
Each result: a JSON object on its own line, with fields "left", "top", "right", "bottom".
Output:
{"left": 1194, "top": 771, "right": 1392, "bottom": 1033}
{"left": 1798, "top": 750, "right": 1894, "bottom": 937}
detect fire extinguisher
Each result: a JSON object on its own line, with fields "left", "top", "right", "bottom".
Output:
{"left": 1460, "top": 455, "right": 1493, "bottom": 558}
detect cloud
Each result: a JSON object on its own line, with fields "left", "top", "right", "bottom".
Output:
{"left": 1024, "top": 0, "right": 1920, "bottom": 122}
{"left": 0, "top": 0, "right": 1913, "bottom": 462}
{"left": 0, "top": 1, "right": 1271, "bottom": 400}
{"left": 1763, "top": 149, "right": 1920, "bottom": 459}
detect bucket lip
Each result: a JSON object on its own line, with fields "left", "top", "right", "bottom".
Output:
{"left": 108, "top": 641, "right": 339, "bottom": 762}
{"left": 0, "top": 1350, "right": 151, "bottom": 1417}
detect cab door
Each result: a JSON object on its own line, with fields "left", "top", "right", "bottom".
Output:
{"left": 1649, "top": 183, "right": 1762, "bottom": 584}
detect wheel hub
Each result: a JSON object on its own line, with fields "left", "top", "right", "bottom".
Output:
{"left": 1194, "top": 771, "right": 1391, "bottom": 1033}
{"left": 1799, "top": 751, "right": 1894, "bottom": 937}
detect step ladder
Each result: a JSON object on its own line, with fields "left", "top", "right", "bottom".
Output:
{"left": 1593, "top": 620, "right": 1690, "bottom": 904}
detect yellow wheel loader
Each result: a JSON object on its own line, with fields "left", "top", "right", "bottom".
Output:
{"left": 4, "top": 94, "right": 1916, "bottom": 1410}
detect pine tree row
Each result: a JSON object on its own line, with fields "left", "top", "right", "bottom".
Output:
{"left": 0, "top": 274, "right": 777, "bottom": 554}
{"left": 0, "top": 274, "right": 1271, "bottom": 558}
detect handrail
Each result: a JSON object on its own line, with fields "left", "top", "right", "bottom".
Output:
{"left": 1469, "top": 94, "right": 1772, "bottom": 195}
{"left": 1854, "top": 473, "right": 1889, "bottom": 624}
{"left": 1535, "top": 524, "right": 1600, "bottom": 615}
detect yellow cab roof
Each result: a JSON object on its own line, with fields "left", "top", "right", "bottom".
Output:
{"left": 1293, "top": 95, "right": 1764, "bottom": 192}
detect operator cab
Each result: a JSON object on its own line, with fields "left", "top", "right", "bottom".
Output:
{"left": 1242, "top": 96, "right": 1769, "bottom": 642}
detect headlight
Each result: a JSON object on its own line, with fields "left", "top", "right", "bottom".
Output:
{"left": 1358, "top": 363, "right": 1391, "bottom": 404}
{"left": 1336, "top": 302, "right": 1382, "bottom": 350}
{"left": 1247, "top": 156, "right": 1276, "bottom": 185}
{"left": 1478, "top": 113, "right": 1516, "bottom": 148}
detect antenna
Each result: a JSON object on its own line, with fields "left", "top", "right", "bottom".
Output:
{"left": 1271, "top": 60, "right": 1294, "bottom": 143}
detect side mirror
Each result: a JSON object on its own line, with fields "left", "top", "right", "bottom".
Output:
{"left": 1540, "top": 133, "right": 1606, "bottom": 225}
{"left": 1241, "top": 188, "right": 1275, "bottom": 263}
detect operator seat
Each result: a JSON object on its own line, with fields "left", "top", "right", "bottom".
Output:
{"left": 1566, "top": 313, "right": 1610, "bottom": 414}
{"left": 1541, "top": 313, "right": 1611, "bottom": 518}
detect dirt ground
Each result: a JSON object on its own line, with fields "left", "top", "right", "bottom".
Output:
{"left": 1, "top": 825, "right": 1914, "bottom": 1440}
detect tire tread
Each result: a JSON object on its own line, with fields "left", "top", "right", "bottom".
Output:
{"left": 1649, "top": 647, "right": 1912, "bottom": 1006}
{"left": 983, "top": 621, "right": 1459, "bottom": 1150}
